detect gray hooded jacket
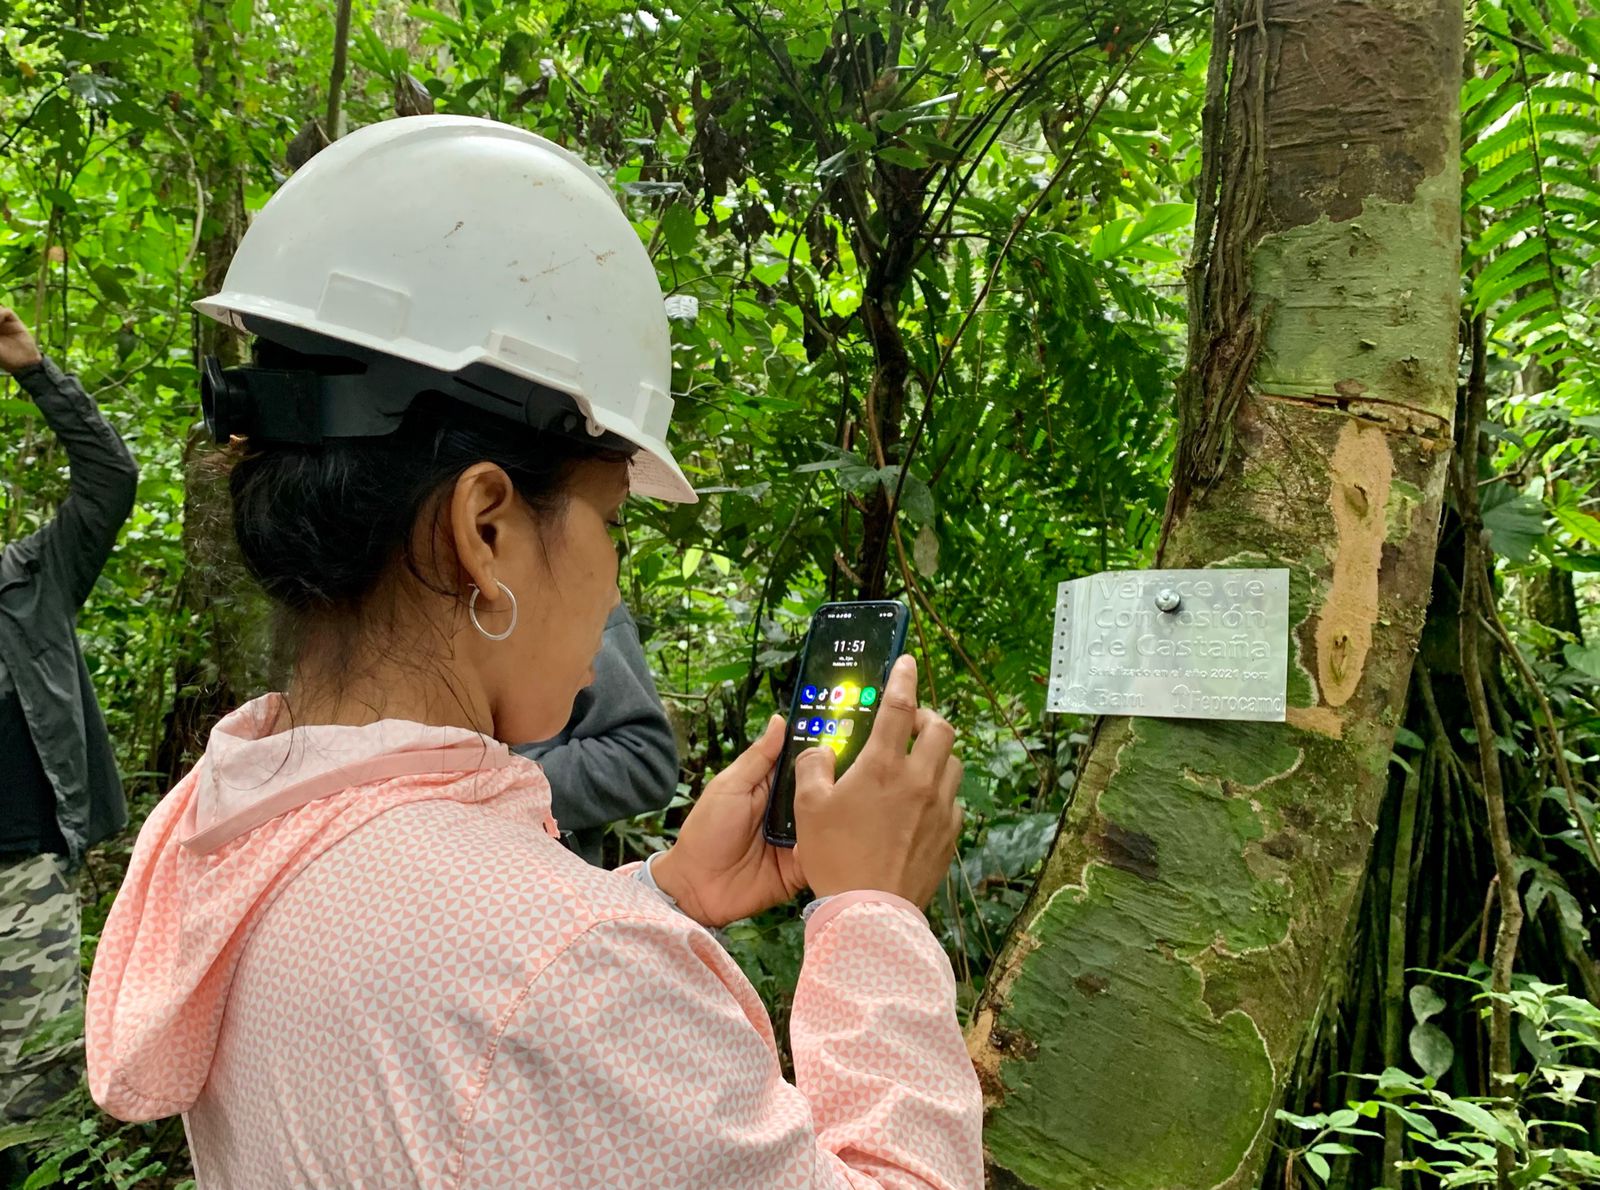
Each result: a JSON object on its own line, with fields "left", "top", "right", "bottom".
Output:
{"left": 514, "top": 603, "right": 679, "bottom": 865}
{"left": 0, "top": 358, "right": 138, "bottom": 862}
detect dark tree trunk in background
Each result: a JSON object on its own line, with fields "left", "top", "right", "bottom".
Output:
{"left": 1526, "top": 567, "right": 1584, "bottom": 651}
{"left": 970, "top": 3, "right": 1466, "bottom": 1186}
{"left": 159, "top": 0, "right": 278, "bottom": 780}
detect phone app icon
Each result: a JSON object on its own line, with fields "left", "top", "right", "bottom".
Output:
{"left": 837, "top": 718, "right": 855, "bottom": 738}
{"left": 830, "top": 685, "right": 846, "bottom": 705}
{"left": 801, "top": 685, "right": 819, "bottom": 703}
{"left": 860, "top": 686, "right": 878, "bottom": 706}
{"left": 823, "top": 720, "right": 838, "bottom": 735}
{"left": 807, "top": 718, "right": 825, "bottom": 735}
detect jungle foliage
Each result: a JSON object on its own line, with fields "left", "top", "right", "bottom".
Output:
{"left": 0, "top": 0, "right": 1596, "bottom": 1186}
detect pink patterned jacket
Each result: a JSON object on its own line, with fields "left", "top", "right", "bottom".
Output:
{"left": 86, "top": 696, "right": 982, "bottom": 1188}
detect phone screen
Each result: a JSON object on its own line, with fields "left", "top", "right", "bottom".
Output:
{"left": 763, "top": 600, "right": 909, "bottom": 847}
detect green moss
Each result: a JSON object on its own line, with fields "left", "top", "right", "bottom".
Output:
{"left": 1385, "top": 477, "right": 1425, "bottom": 541}
{"left": 1250, "top": 170, "right": 1461, "bottom": 415}
{"left": 984, "top": 717, "right": 1301, "bottom": 1188}
{"left": 1284, "top": 563, "right": 1320, "bottom": 706}
{"left": 987, "top": 879, "right": 1276, "bottom": 1189}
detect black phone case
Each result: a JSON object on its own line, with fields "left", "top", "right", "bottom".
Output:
{"left": 762, "top": 600, "right": 910, "bottom": 848}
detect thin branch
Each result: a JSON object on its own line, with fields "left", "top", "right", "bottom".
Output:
{"left": 1473, "top": 591, "right": 1600, "bottom": 870}
{"left": 1382, "top": 758, "right": 1422, "bottom": 1177}
{"left": 326, "top": 0, "right": 354, "bottom": 139}
{"left": 1458, "top": 309, "right": 1524, "bottom": 1190}
{"left": 0, "top": 81, "right": 68, "bottom": 156}
{"left": 886, "top": 8, "right": 1169, "bottom": 522}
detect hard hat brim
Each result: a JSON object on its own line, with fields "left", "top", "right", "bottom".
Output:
{"left": 196, "top": 290, "right": 698, "bottom": 504}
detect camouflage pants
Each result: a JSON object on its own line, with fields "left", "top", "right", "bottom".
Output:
{"left": 0, "top": 853, "right": 83, "bottom": 1122}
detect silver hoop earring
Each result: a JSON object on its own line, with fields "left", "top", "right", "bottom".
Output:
{"left": 468, "top": 582, "right": 518, "bottom": 642}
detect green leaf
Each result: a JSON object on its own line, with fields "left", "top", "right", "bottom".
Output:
{"left": 1276, "top": 1109, "right": 1330, "bottom": 1130}
{"left": 1506, "top": 0, "right": 1551, "bottom": 46}
{"left": 1552, "top": 505, "right": 1600, "bottom": 546}
{"left": 0, "top": 1121, "right": 58, "bottom": 1154}
{"left": 1410, "top": 984, "right": 1446, "bottom": 1025}
{"left": 21, "top": 1156, "right": 62, "bottom": 1189}
{"left": 65, "top": 72, "right": 122, "bottom": 109}
{"left": 17, "top": 1005, "right": 81, "bottom": 1058}
{"left": 901, "top": 130, "right": 962, "bottom": 162}
{"left": 499, "top": 30, "right": 536, "bottom": 75}
{"left": 1377, "top": 1066, "right": 1415, "bottom": 1092}
{"left": 1516, "top": 1014, "right": 1556, "bottom": 1068}
{"left": 1304, "top": 1151, "right": 1331, "bottom": 1181}
{"left": 827, "top": 283, "right": 861, "bottom": 317}
{"left": 1480, "top": 488, "right": 1546, "bottom": 561}
{"left": 876, "top": 146, "right": 928, "bottom": 170}
{"left": 785, "top": 28, "right": 829, "bottom": 67}
{"left": 896, "top": 472, "right": 935, "bottom": 525}
{"left": 1409, "top": 1021, "right": 1455, "bottom": 1079}
{"left": 1122, "top": 201, "right": 1194, "bottom": 245}
{"left": 1089, "top": 216, "right": 1133, "bottom": 261}
{"left": 87, "top": 263, "right": 131, "bottom": 307}
{"left": 913, "top": 521, "right": 940, "bottom": 577}
{"left": 1565, "top": 643, "right": 1600, "bottom": 681}
{"left": 1444, "top": 1098, "right": 1517, "bottom": 1147}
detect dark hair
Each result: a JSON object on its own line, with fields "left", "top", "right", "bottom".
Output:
{"left": 228, "top": 352, "right": 628, "bottom": 624}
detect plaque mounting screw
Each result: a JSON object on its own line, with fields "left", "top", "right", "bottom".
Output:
{"left": 1154, "top": 588, "right": 1182, "bottom": 613}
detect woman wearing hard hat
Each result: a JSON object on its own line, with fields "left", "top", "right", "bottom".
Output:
{"left": 85, "top": 117, "right": 978, "bottom": 1188}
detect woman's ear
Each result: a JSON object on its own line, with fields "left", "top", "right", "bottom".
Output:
{"left": 448, "top": 463, "right": 519, "bottom": 598}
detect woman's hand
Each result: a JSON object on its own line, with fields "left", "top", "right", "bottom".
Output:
{"left": 651, "top": 716, "right": 806, "bottom": 928}
{"left": 793, "top": 655, "right": 963, "bottom": 908}
{"left": 0, "top": 306, "right": 43, "bottom": 375}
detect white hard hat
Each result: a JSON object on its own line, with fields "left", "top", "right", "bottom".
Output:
{"left": 195, "top": 115, "right": 695, "bottom": 503}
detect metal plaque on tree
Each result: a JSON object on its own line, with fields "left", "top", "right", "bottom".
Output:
{"left": 1047, "top": 569, "right": 1290, "bottom": 722}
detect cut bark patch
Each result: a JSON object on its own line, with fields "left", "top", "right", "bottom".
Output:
{"left": 1287, "top": 704, "right": 1345, "bottom": 738}
{"left": 1315, "top": 420, "right": 1393, "bottom": 706}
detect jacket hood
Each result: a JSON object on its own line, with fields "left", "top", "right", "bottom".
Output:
{"left": 86, "top": 694, "right": 556, "bottom": 1122}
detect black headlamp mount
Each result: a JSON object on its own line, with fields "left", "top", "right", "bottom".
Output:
{"left": 200, "top": 316, "right": 636, "bottom": 455}
{"left": 200, "top": 357, "right": 328, "bottom": 444}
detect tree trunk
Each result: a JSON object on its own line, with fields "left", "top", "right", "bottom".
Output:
{"left": 1524, "top": 566, "right": 1583, "bottom": 652}
{"left": 161, "top": 0, "right": 278, "bottom": 779}
{"left": 968, "top": 3, "right": 1465, "bottom": 1187}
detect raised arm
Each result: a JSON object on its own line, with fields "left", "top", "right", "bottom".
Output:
{"left": 1, "top": 307, "right": 139, "bottom": 611}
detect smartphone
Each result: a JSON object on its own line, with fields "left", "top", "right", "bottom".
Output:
{"left": 763, "top": 600, "right": 911, "bottom": 848}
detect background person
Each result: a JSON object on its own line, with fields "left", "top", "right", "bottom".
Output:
{"left": 0, "top": 305, "right": 138, "bottom": 1187}
{"left": 517, "top": 601, "right": 680, "bottom": 866}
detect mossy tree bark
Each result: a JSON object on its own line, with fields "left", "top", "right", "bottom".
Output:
{"left": 968, "top": 3, "right": 1465, "bottom": 1187}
